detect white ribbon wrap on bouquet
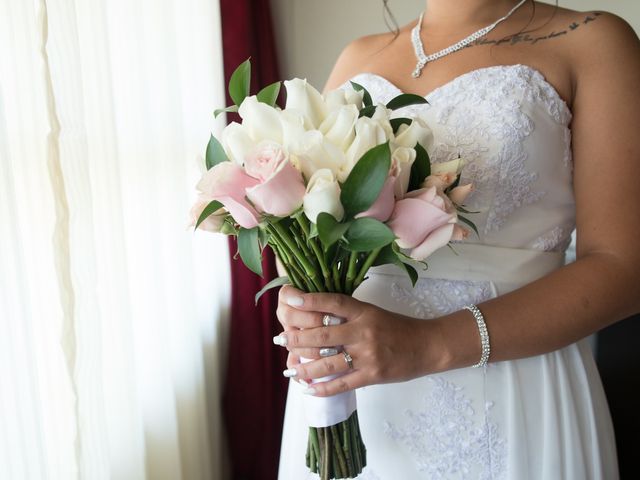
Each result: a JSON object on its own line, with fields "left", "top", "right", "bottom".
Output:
{"left": 300, "top": 355, "right": 357, "bottom": 428}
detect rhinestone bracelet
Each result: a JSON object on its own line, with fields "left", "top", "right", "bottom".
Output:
{"left": 463, "top": 304, "right": 491, "bottom": 368}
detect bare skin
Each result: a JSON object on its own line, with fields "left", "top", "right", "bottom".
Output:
{"left": 274, "top": 0, "right": 640, "bottom": 397}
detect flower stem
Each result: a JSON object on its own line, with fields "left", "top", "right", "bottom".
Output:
{"left": 352, "top": 246, "right": 383, "bottom": 290}
{"left": 296, "top": 215, "right": 333, "bottom": 292}
{"left": 345, "top": 251, "right": 358, "bottom": 294}
{"left": 332, "top": 262, "right": 342, "bottom": 293}
{"left": 331, "top": 425, "right": 348, "bottom": 478}
{"left": 273, "top": 222, "right": 325, "bottom": 292}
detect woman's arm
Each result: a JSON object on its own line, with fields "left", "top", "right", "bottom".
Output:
{"left": 442, "top": 12, "right": 640, "bottom": 369}
{"left": 274, "top": 13, "right": 640, "bottom": 397}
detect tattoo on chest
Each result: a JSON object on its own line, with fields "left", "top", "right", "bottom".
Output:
{"left": 463, "top": 12, "right": 602, "bottom": 48}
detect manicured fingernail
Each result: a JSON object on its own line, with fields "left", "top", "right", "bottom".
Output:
{"left": 322, "top": 315, "right": 342, "bottom": 326}
{"left": 303, "top": 387, "right": 317, "bottom": 395}
{"left": 319, "top": 347, "right": 339, "bottom": 357}
{"left": 287, "top": 296, "right": 304, "bottom": 307}
{"left": 272, "top": 335, "right": 288, "bottom": 346}
{"left": 283, "top": 368, "right": 297, "bottom": 378}
{"left": 298, "top": 379, "right": 308, "bottom": 387}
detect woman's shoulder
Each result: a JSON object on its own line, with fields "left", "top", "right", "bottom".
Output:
{"left": 322, "top": 31, "right": 403, "bottom": 93}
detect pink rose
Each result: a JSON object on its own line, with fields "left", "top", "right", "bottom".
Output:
{"left": 245, "top": 141, "right": 306, "bottom": 217}
{"left": 387, "top": 186, "right": 457, "bottom": 260}
{"left": 421, "top": 172, "right": 458, "bottom": 190}
{"left": 189, "top": 196, "right": 227, "bottom": 232}
{"left": 355, "top": 175, "right": 396, "bottom": 222}
{"left": 196, "top": 162, "right": 260, "bottom": 229}
{"left": 448, "top": 183, "right": 474, "bottom": 205}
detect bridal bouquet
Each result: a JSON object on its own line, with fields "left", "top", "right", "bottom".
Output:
{"left": 191, "top": 59, "right": 475, "bottom": 480}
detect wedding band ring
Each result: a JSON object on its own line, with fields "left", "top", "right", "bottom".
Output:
{"left": 319, "top": 347, "right": 339, "bottom": 357}
{"left": 343, "top": 351, "right": 354, "bottom": 369}
{"left": 322, "top": 314, "right": 342, "bottom": 327}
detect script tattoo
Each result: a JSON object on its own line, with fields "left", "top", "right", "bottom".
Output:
{"left": 463, "top": 12, "right": 602, "bottom": 48}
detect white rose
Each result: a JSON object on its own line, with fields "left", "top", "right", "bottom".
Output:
{"left": 280, "top": 109, "right": 307, "bottom": 152}
{"left": 303, "top": 169, "right": 344, "bottom": 223}
{"left": 221, "top": 122, "right": 254, "bottom": 165}
{"left": 340, "top": 116, "right": 388, "bottom": 181}
{"left": 318, "top": 104, "right": 359, "bottom": 151}
{"left": 394, "top": 117, "right": 433, "bottom": 149}
{"left": 371, "top": 104, "right": 394, "bottom": 139}
{"left": 289, "top": 130, "right": 346, "bottom": 180}
{"left": 391, "top": 146, "right": 417, "bottom": 199}
{"left": 431, "top": 157, "right": 465, "bottom": 176}
{"left": 284, "top": 78, "right": 328, "bottom": 129}
{"left": 324, "top": 87, "right": 364, "bottom": 112}
{"left": 238, "top": 95, "right": 283, "bottom": 143}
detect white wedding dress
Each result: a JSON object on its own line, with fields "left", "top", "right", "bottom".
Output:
{"left": 278, "top": 65, "right": 619, "bottom": 480}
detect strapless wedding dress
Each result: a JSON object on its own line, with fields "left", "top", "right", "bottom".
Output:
{"left": 278, "top": 65, "right": 619, "bottom": 480}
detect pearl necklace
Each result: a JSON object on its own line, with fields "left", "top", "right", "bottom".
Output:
{"left": 411, "top": 0, "right": 528, "bottom": 78}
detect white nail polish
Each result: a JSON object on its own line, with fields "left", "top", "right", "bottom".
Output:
{"left": 319, "top": 347, "right": 339, "bottom": 357}
{"left": 322, "top": 315, "right": 343, "bottom": 326}
{"left": 298, "top": 379, "right": 308, "bottom": 387}
{"left": 283, "top": 368, "right": 297, "bottom": 378}
{"left": 287, "top": 296, "right": 304, "bottom": 307}
{"left": 272, "top": 335, "right": 288, "bottom": 346}
{"left": 303, "top": 387, "right": 317, "bottom": 395}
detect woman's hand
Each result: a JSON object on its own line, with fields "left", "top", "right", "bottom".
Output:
{"left": 274, "top": 285, "right": 451, "bottom": 397}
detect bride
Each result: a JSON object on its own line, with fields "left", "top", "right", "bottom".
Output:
{"left": 275, "top": 1, "right": 639, "bottom": 478}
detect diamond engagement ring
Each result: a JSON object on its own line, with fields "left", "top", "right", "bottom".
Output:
{"left": 343, "top": 351, "right": 354, "bottom": 369}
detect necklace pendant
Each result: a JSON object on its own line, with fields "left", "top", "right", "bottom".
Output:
{"left": 412, "top": 61, "right": 426, "bottom": 78}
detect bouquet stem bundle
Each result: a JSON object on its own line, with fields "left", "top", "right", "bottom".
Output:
{"left": 306, "top": 411, "right": 366, "bottom": 479}
{"left": 266, "top": 213, "right": 372, "bottom": 479}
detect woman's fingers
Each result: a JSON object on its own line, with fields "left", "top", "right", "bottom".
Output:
{"left": 304, "top": 370, "right": 370, "bottom": 397}
{"left": 284, "top": 349, "right": 354, "bottom": 381}
{"left": 276, "top": 303, "right": 325, "bottom": 329}
{"left": 273, "top": 323, "right": 353, "bottom": 349}
{"left": 279, "top": 285, "right": 364, "bottom": 320}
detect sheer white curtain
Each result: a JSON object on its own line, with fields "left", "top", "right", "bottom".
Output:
{"left": 0, "top": 1, "right": 230, "bottom": 479}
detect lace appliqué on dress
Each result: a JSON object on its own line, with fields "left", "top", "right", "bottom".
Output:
{"left": 531, "top": 225, "right": 574, "bottom": 252}
{"left": 384, "top": 376, "right": 507, "bottom": 480}
{"left": 391, "top": 277, "right": 495, "bottom": 319}
{"left": 424, "top": 67, "right": 552, "bottom": 234}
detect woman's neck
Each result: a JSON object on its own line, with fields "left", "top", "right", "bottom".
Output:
{"left": 422, "top": 0, "right": 528, "bottom": 31}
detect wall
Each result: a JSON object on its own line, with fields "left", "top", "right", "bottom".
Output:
{"left": 271, "top": 0, "right": 640, "bottom": 88}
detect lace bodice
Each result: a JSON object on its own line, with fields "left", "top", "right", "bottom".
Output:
{"left": 341, "top": 65, "right": 576, "bottom": 252}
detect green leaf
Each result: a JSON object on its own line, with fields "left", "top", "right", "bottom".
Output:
{"left": 400, "top": 261, "right": 419, "bottom": 287}
{"left": 195, "top": 200, "right": 224, "bottom": 230}
{"left": 456, "top": 205, "right": 480, "bottom": 214}
{"left": 254, "top": 276, "right": 290, "bottom": 304}
{"left": 205, "top": 134, "right": 229, "bottom": 170}
{"left": 340, "top": 142, "right": 391, "bottom": 219}
{"left": 238, "top": 227, "right": 263, "bottom": 276}
{"left": 344, "top": 218, "right": 395, "bottom": 252}
{"left": 386, "top": 93, "right": 429, "bottom": 111}
{"left": 458, "top": 215, "right": 479, "bottom": 237}
{"left": 256, "top": 81, "right": 281, "bottom": 107}
{"left": 229, "top": 58, "right": 252, "bottom": 106}
{"left": 258, "top": 227, "right": 271, "bottom": 250}
{"left": 358, "top": 105, "right": 377, "bottom": 118}
{"left": 408, "top": 142, "right": 430, "bottom": 191}
{"left": 213, "top": 105, "right": 239, "bottom": 118}
{"left": 390, "top": 117, "right": 412, "bottom": 133}
{"left": 317, "top": 212, "right": 351, "bottom": 250}
{"left": 308, "top": 222, "right": 319, "bottom": 239}
{"left": 350, "top": 81, "right": 372, "bottom": 107}
{"left": 372, "top": 244, "right": 419, "bottom": 286}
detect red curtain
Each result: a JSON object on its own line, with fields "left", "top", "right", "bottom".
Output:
{"left": 220, "top": 1, "right": 289, "bottom": 480}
